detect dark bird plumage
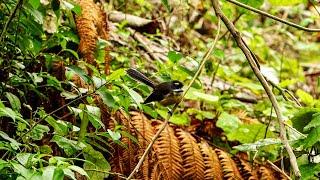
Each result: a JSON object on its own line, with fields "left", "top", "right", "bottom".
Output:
{"left": 126, "top": 68, "right": 183, "bottom": 106}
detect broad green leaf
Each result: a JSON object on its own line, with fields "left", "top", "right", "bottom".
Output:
{"left": 296, "top": 89, "right": 314, "bottom": 106}
{"left": 227, "top": 123, "right": 275, "bottom": 143}
{"left": 83, "top": 144, "right": 110, "bottom": 179}
{"left": 0, "top": 160, "right": 9, "bottom": 171}
{"left": 300, "top": 163, "right": 320, "bottom": 180}
{"left": 29, "top": 0, "right": 40, "bottom": 9}
{"left": 5, "top": 92, "right": 21, "bottom": 111}
{"left": 53, "top": 167, "right": 64, "bottom": 180}
{"left": 0, "top": 106, "right": 26, "bottom": 123}
{"left": 120, "top": 131, "right": 139, "bottom": 144}
{"left": 85, "top": 105, "right": 104, "bottom": 129}
{"left": 51, "top": 135, "right": 86, "bottom": 156}
{"left": 185, "top": 88, "right": 219, "bottom": 103}
{"left": 142, "top": 104, "right": 158, "bottom": 119}
{"left": 304, "top": 113, "right": 320, "bottom": 131}
{"left": 62, "top": 0, "right": 82, "bottom": 15}
{"left": 168, "top": 51, "right": 183, "bottom": 63}
{"left": 107, "top": 129, "right": 121, "bottom": 141}
{"left": 63, "top": 168, "right": 76, "bottom": 180}
{"left": 122, "top": 84, "right": 144, "bottom": 107}
{"left": 268, "top": 0, "right": 305, "bottom": 6}
{"left": 216, "top": 112, "right": 241, "bottom": 133}
{"left": 39, "top": 111, "right": 68, "bottom": 136}
{"left": 30, "top": 124, "right": 50, "bottom": 140}
{"left": 0, "top": 131, "right": 21, "bottom": 150}
{"left": 107, "top": 69, "right": 125, "bottom": 81}
{"left": 238, "top": 0, "right": 263, "bottom": 8}
{"left": 233, "top": 138, "right": 282, "bottom": 151}
{"left": 157, "top": 109, "right": 190, "bottom": 125}
{"left": 97, "top": 87, "right": 116, "bottom": 108}
{"left": 292, "top": 108, "right": 319, "bottom": 133}
{"left": 16, "top": 153, "right": 32, "bottom": 166}
{"left": 213, "top": 49, "right": 225, "bottom": 60}
{"left": 303, "top": 127, "right": 320, "bottom": 148}
{"left": 67, "top": 65, "right": 93, "bottom": 84}
{"left": 42, "top": 166, "right": 56, "bottom": 179}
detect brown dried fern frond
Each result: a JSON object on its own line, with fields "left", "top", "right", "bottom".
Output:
{"left": 176, "top": 129, "right": 205, "bottom": 180}
{"left": 199, "top": 141, "right": 223, "bottom": 180}
{"left": 259, "top": 166, "right": 275, "bottom": 180}
{"left": 215, "top": 149, "right": 243, "bottom": 180}
{"left": 153, "top": 122, "right": 183, "bottom": 180}
{"left": 150, "top": 162, "right": 169, "bottom": 180}
{"left": 76, "top": 0, "right": 99, "bottom": 67}
{"left": 234, "top": 157, "right": 259, "bottom": 180}
{"left": 130, "top": 111, "right": 155, "bottom": 180}
{"left": 75, "top": 0, "right": 110, "bottom": 75}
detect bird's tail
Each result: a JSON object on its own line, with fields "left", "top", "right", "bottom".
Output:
{"left": 126, "top": 68, "right": 156, "bottom": 88}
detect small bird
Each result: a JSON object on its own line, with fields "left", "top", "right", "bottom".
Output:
{"left": 126, "top": 68, "right": 184, "bottom": 106}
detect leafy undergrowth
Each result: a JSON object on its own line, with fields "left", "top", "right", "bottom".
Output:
{"left": 0, "top": 0, "right": 320, "bottom": 179}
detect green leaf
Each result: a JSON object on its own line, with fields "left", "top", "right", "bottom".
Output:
{"left": 16, "top": 153, "right": 32, "bottom": 166}
{"left": 296, "top": 89, "right": 314, "bottom": 106}
{"left": 227, "top": 123, "right": 275, "bottom": 143}
{"left": 5, "top": 92, "right": 21, "bottom": 111}
{"left": 83, "top": 144, "right": 110, "bottom": 179}
{"left": 0, "top": 131, "right": 21, "bottom": 150}
{"left": 53, "top": 167, "right": 64, "bottom": 180}
{"left": 216, "top": 112, "right": 241, "bottom": 133}
{"left": 67, "top": 65, "right": 93, "bottom": 84}
{"left": 292, "top": 108, "right": 319, "bottom": 133}
{"left": 29, "top": 0, "right": 40, "bottom": 9}
{"left": 62, "top": 0, "right": 82, "bottom": 15}
{"left": 51, "top": 135, "right": 86, "bottom": 156}
{"left": 300, "top": 163, "right": 320, "bottom": 180}
{"left": 268, "top": 0, "right": 305, "bottom": 6}
{"left": 238, "top": 0, "right": 263, "bottom": 8}
{"left": 107, "top": 69, "right": 125, "bottom": 81}
{"left": 213, "top": 49, "right": 225, "bottom": 59}
{"left": 39, "top": 110, "right": 68, "bottom": 136}
{"left": 0, "top": 106, "right": 26, "bottom": 123}
{"left": 168, "top": 51, "right": 183, "bottom": 63}
{"left": 303, "top": 127, "right": 320, "bottom": 148}
{"left": 30, "top": 124, "right": 50, "bottom": 140}
{"left": 304, "top": 113, "right": 320, "bottom": 131}
{"left": 122, "top": 84, "right": 144, "bottom": 107}
{"left": 85, "top": 105, "right": 104, "bottom": 129}
{"left": 160, "top": 0, "right": 171, "bottom": 12}
{"left": 97, "top": 87, "right": 116, "bottom": 108}
{"left": 233, "top": 138, "right": 282, "bottom": 151}
{"left": 185, "top": 88, "right": 219, "bottom": 103}
{"left": 107, "top": 129, "right": 121, "bottom": 141}
{"left": 157, "top": 109, "right": 190, "bottom": 125}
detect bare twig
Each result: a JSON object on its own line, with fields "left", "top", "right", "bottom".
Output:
{"left": 211, "top": 0, "right": 301, "bottom": 178}
{"left": 267, "top": 160, "right": 292, "bottom": 180}
{"left": 226, "top": 0, "right": 320, "bottom": 32}
{"left": 0, "top": 0, "right": 24, "bottom": 43}
{"left": 126, "top": 18, "right": 222, "bottom": 180}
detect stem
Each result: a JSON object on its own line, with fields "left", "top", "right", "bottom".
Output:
{"left": 211, "top": 0, "right": 300, "bottom": 178}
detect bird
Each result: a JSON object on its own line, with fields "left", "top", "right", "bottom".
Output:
{"left": 126, "top": 68, "right": 184, "bottom": 106}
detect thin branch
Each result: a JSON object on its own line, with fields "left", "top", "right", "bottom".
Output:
{"left": 226, "top": 0, "right": 320, "bottom": 32}
{"left": 126, "top": 18, "right": 222, "bottom": 180}
{"left": 267, "top": 160, "right": 292, "bottom": 180}
{"left": 0, "top": 0, "right": 24, "bottom": 43}
{"left": 211, "top": 0, "right": 301, "bottom": 178}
